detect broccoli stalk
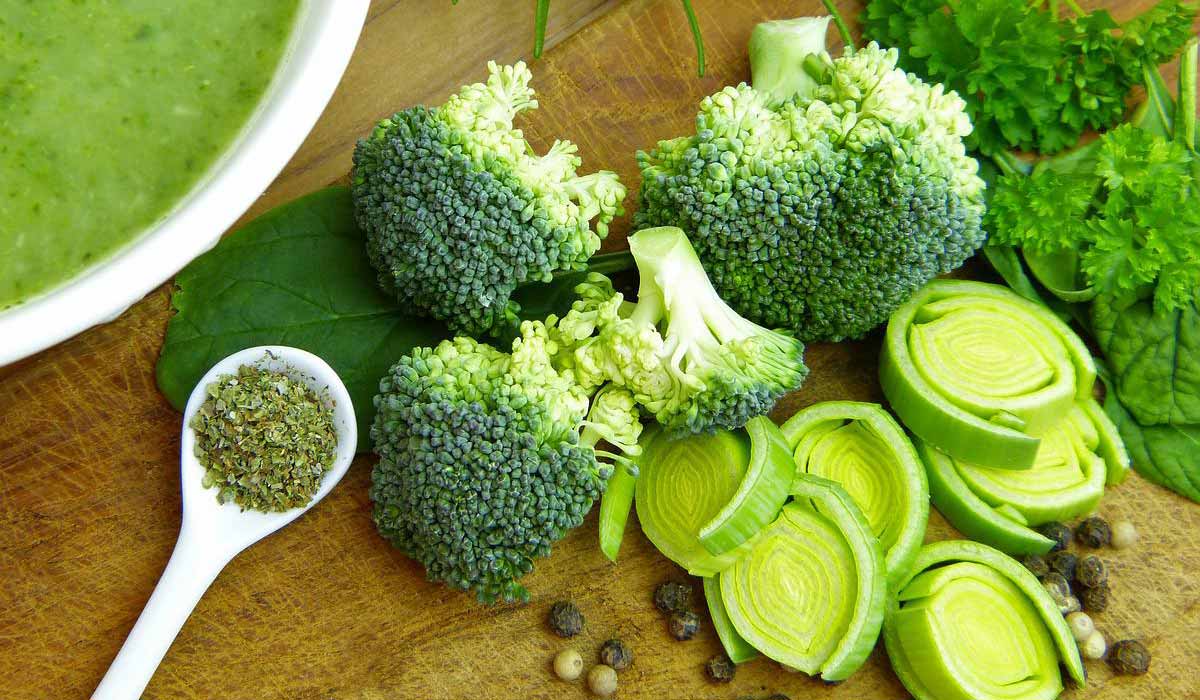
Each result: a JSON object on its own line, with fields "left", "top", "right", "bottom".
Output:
{"left": 556, "top": 227, "right": 809, "bottom": 436}
{"left": 747, "top": 16, "right": 831, "bottom": 103}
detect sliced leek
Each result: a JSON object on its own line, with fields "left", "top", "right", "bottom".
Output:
{"left": 635, "top": 417, "right": 794, "bottom": 576}
{"left": 598, "top": 462, "right": 637, "bottom": 562}
{"left": 884, "top": 540, "right": 1085, "bottom": 700}
{"left": 720, "top": 473, "right": 886, "bottom": 681}
{"left": 703, "top": 576, "right": 758, "bottom": 663}
{"left": 920, "top": 400, "right": 1129, "bottom": 555}
{"left": 880, "top": 280, "right": 1095, "bottom": 470}
{"left": 781, "top": 401, "right": 928, "bottom": 589}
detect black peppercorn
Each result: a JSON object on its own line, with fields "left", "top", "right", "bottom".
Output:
{"left": 1080, "top": 582, "right": 1110, "bottom": 612}
{"left": 599, "top": 639, "right": 633, "bottom": 671}
{"left": 1076, "top": 517, "right": 1112, "bottom": 548}
{"left": 1108, "top": 640, "right": 1151, "bottom": 675}
{"left": 548, "top": 601, "right": 584, "bottom": 638}
{"left": 1047, "top": 551, "right": 1078, "bottom": 581}
{"left": 1021, "top": 554, "right": 1050, "bottom": 578}
{"left": 654, "top": 580, "right": 694, "bottom": 614}
{"left": 1036, "top": 522, "right": 1072, "bottom": 552}
{"left": 1075, "top": 555, "right": 1108, "bottom": 589}
{"left": 668, "top": 610, "right": 700, "bottom": 640}
{"left": 704, "top": 654, "right": 736, "bottom": 683}
{"left": 1041, "top": 572, "right": 1073, "bottom": 600}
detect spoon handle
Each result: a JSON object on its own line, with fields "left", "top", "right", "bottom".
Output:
{"left": 92, "top": 525, "right": 231, "bottom": 700}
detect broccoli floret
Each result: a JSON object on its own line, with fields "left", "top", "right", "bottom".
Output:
{"left": 370, "top": 320, "right": 640, "bottom": 603}
{"left": 554, "top": 226, "right": 808, "bottom": 435}
{"left": 634, "top": 16, "right": 986, "bottom": 342}
{"left": 352, "top": 61, "right": 626, "bottom": 336}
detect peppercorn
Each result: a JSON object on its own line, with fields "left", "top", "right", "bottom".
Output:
{"left": 1075, "top": 555, "right": 1108, "bottom": 589}
{"left": 1060, "top": 594, "right": 1081, "bottom": 615}
{"left": 1108, "top": 640, "right": 1151, "bottom": 675}
{"left": 704, "top": 654, "right": 736, "bottom": 683}
{"left": 1111, "top": 520, "right": 1138, "bottom": 549}
{"left": 548, "top": 601, "right": 584, "bottom": 638}
{"left": 553, "top": 648, "right": 583, "bottom": 681}
{"left": 766, "top": 695, "right": 792, "bottom": 700}
{"left": 1021, "top": 554, "right": 1050, "bottom": 578}
{"left": 1041, "top": 572, "right": 1072, "bottom": 601}
{"left": 668, "top": 610, "right": 700, "bottom": 640}
{"left": 1076, "top": 517, "right": 1112, "bottom": 548}
{"left": 1082, "top": 630, "right": 1107, "bottom": 660}
{"left": 1080, "top": 582, "right": 1110, "bottom": 612}
{"left": 588, "top": 664, "right": 618, "bottom": 696}
{"left": 1047, "top": 551, "right": 1078, "bottom": 581}
{"left": 654, "top": 580, "right": 693, "bottom": 614}
{"left": 1066, "top": 612, "right": 1095, "bottom": 642}
{"left": 599, "top": 639, "right": 632, "bottom": 671}
{"left": 1036, "top": 522, "right": 1072, "bottom": 552}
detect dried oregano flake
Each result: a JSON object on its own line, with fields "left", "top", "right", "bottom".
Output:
{"left": 191, "top": 364, "right": 337, "bottom": 512}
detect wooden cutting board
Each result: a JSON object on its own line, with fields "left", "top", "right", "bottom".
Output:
{"left": 2, "top": 1, "right": 1197, "bottom": 698}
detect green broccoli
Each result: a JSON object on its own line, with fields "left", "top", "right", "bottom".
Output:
{"left": 634, "top": 16, "right": 986, "bottom": 342}
{"left": 352, "top": 61, "right": 627, "bottom": 336}
{"left": 370, "top": 320, "right": 640, "bottom": 604}
{"left": 553, "top": 226, "right": 808, "bottom": 436}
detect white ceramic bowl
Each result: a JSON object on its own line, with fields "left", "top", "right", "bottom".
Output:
{"left": 0, "top": 0, "right": 369, "bottom": 367}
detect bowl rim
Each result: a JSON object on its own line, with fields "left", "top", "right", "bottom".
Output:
{"left": 0, "top": 0, "right": 370, "bottom": 367}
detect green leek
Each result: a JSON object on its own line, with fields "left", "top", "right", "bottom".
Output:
{"left": 880, "top": 280, "right": 1095, "bottom": 470}
{"left": 720, "top": 473, "right": 886, "bottom": 681}
{"left": 920, "top": 400, "right": 1129, "bottom": 555}
{"left": 884, "top": 540, "right": 1085, "bottom": 700}
{"left": 635, "top": 417, "right": 794, "bottom": 576}
{"left": 781, "top": 401, "right": 929, "bottom": 589}
{"left": 703, "top": 576, "right": 758, "bottom": 663}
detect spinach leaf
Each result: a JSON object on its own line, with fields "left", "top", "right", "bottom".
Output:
{"left": 1092, "top": 293, "right": 1200, "bottom": 426}
{"left": 1105, "top": 390, "right": 1200, "bottom": 503}
{"left": 156, "top": 188, "right": 449, "bottom": 450}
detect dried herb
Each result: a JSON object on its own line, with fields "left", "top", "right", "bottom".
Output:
{"left": 1076, "top": 517, "right": 1113, "bottom": 548}
{"left": 1109, "top": 639, "right": 1151, "bottom": 675}
{"left": 548, "top": 601, "right": 584, "bottom": 638}
{"left": 191, "top": 364, "right": 336, "bottom": 512}
{"left": 654, "top": 580, "right": 694, "bottom": 614}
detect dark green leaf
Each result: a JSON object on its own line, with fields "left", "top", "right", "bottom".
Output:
{"left": 1105, "top": 388, "right": 1200, "bottom": 503}
{"left": 156, "top": 188, "right": 450, "bottom": 451}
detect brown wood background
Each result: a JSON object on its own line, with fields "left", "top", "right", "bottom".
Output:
{"left": 2, "top": 1, "right": 1198, "bottom": 698}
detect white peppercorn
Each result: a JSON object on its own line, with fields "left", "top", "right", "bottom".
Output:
{"left": 588, "top": 664, "right": 618, "bottom": 696}
{"left": 554, "top": 648, "right": 583, "bottom": 681}
{"left": 1066, "top": 612, "right": 1095, "bottom": 642}
{"left": 1111, "top": 520, "right": 1138, "bottom": 549}
{"left": 1082, "top": 630, "right": 1107, "bottom": 660}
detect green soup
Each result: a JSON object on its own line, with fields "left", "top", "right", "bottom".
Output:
{"left": 0, "top": 0, "right": 300, "bottom": 308}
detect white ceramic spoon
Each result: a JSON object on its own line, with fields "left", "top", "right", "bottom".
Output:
{"left": 92, "top": 346, "right": 357, "bottom": 700}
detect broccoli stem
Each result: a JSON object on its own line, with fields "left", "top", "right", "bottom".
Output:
{"left": 748, "top": 17, "right": 832, "bottom": 103}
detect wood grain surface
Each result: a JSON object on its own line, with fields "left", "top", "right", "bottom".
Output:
{"left": 2, "top": 1, "right": 1198, "bottom": 699}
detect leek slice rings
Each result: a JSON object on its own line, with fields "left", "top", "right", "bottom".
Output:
{"left": 884, "top": 540, "right": 1085, "bottom": 700}
{"left": 920, "top": 400, "right": 1129, "bottom": 555}
{"left": 635, "top": 416, "right": 794, "bottom": 575}
{"left": 781, "top": 401, "right": 928, "bottom": 589}
{"left": 720, "top": 473, "right": 886, "bottom": 681}
{"left": 881, "top": 280, "right": 1095, "bottom": 470}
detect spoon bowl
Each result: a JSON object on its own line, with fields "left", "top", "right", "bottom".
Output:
{"left": 93, "top": 345, "right": 357, "bottom": 700}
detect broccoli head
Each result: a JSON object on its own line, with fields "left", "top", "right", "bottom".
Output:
{"left": 370, "top": 320, "right": 640, "bottom": 603}
{"left": 352, "top": 61, "right": 627, "bottom": 336}
{"left": 554, "top": 226, "right": 809, "bottom": 435}
{"left": 635, "top": 16, "right": 986, "bottom": 342}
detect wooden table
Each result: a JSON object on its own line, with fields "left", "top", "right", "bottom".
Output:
{"left": 3, "top": 1, "right": 1198, "bottom": 698}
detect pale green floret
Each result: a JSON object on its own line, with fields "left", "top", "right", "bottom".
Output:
{"left": 369, "top": 320, "right": 639, "bottom": 604}
{"left": 636, "top": 19, "right": 986, "bottom": 342}
{"left": 353, "top": 61, "right": 626, "bottom": 336}
{"left": 555, "top": 227, "right": 809, "bottom": 435}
